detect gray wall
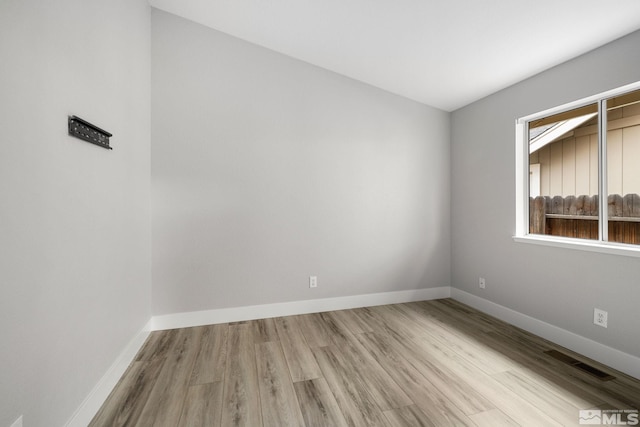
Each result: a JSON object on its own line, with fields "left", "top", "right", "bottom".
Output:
{"left": 451, "top": 30, "right": 640, "bottom": 359}
{"left": 0, "top": 1, "right": 151, "bottom": 426}
{"left": 151, "top": 10, "right": 451, "bottom": 316}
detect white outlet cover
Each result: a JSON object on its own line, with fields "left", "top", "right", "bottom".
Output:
{"left": 594, "top": 308, "right": 608, "bottom": 328}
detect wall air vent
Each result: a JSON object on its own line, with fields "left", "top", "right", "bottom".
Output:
{"left": 68, "top": 116, "right": 112, "bottom": 150}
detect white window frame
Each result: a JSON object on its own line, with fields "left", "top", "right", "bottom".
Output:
{"left": 514, "top": 81, "right": 640, "bottom": 258}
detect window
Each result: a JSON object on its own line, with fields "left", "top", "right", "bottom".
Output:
{"left": 515, "top": 82, "right": 640, "bottom": 255}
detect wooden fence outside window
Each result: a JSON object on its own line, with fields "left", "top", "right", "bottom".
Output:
{"left": 529, "top": 194, "right": 640, "bottom": 244}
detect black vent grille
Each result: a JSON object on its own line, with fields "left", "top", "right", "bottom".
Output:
{"left": 544, "top": 350, "right": 615, "bottom": 381}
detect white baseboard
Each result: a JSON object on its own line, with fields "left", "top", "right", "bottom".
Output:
{"left": 61, "top": 288, "right": 447, "bottom": 427}
{"left": 64, "top": 320, "right": 152, "bottom": 427}
{"left": 450, "top": 288, "right": 640, "bottom": 380}
{"left": 9, "top": 415, "right": 22, "bottom": 427}
{"left": 151, "top": 287, "right": 451, "bottom": 331}
{"left": 63, "top": 285, "right": 639, "bottom": 427}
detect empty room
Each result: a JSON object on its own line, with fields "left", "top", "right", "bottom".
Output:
{"left": 3, "top": 0, "right": 640, "bottom": 426}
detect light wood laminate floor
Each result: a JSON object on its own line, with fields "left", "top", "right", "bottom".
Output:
{"left": 90, "top": 299, "right": 640, "bottom": 426}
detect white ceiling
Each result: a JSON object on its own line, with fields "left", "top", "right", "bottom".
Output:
{"left": 149, "top": 0, "right": 640, "bottom": 111}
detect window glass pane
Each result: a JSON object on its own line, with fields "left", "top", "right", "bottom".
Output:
{"left": 528, "top": 104, "right": 598, "bottom": 239}
{"left": 606, "top": 89, "right": 640, "bottom": 245}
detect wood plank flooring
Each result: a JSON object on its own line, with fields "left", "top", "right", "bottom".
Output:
{"left": 89, "top": 299, "right": 640, "bottom": 426}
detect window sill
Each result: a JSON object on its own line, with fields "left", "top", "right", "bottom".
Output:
{"left": 513, "top": 234, "right": 640, "bottom": 258}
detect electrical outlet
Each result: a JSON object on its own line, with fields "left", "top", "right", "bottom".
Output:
{"left": 594, "top": 308, "right": 608, "bottom": 328}
{"left": 309, "top": 276, "right": 318, "bottom": 288}
{"left": 479, "top": 277, "right": 486, "bottom": 289}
